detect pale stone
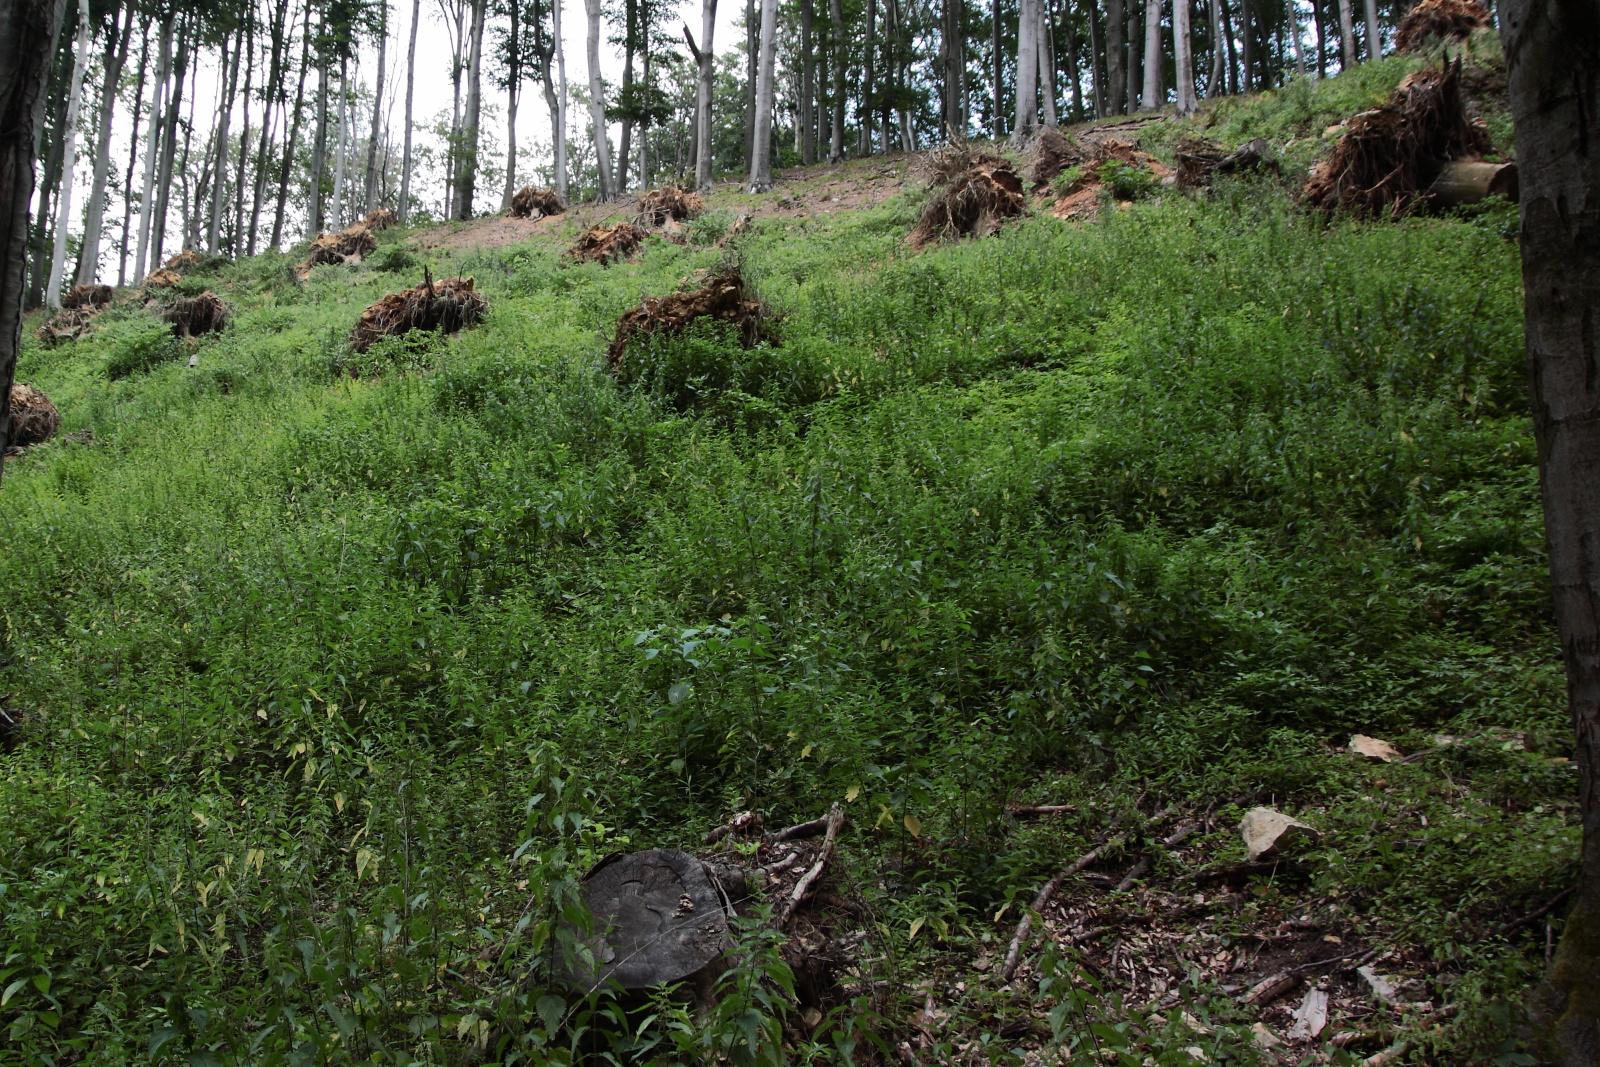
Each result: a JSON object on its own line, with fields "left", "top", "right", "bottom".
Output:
{"left": 1240, "top": 807, "right": 1319, "bottom": 862}
{"left": 1350, "top": 734, "right": 1402, "bottom": 762}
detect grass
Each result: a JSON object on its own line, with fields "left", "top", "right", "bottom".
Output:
{"left": 0, "top": 61, "right": 1570, "bottom": 1067}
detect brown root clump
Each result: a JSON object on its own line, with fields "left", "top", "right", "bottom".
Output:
{"left": 1047, "top": 139, "right": 1172, "bottom": 219}
{"left": 349, "top": 271, "right": 489, "bottom": 355}
{"left": 299, "top": 222, "right": 378, "bottom": 274}
{"left": 636, "top": 186, "right": 706, "bottom": 228}
{"left": 7, "top": 383, "right": 60, "bottom": 450}
{"left": 164, "top": 249, "right": 202, "bottom": 272}
{"left": 62, "top": 283, "right": 114, "bottom": 310}
{"left": 1174, "top": 135, "right": 1279, "bottom": 188}
{"left": 1395, "top": 0, "right": 1491, "bottom": 52}
{"left": 362, "top": 208, "right": 398, "bottom": 231}
{"left": 35, "top": 308, "right": 101, "bottom": 346}
{"left": 1304, "top": 61, "right": 1491, "bottom": 217}
{"left": 567, "top": 222, "right": 649, "bottom": 265}
{"left": 507, "top": 186, "right": 567, "bottom": 218}
{"left": 143, "top": 268, "right": 182, "bottom": 289}
{"left": 607, "top": 266, "right": 765, "bottom": 370}
{"left": 908, "top": 146, "right": 1028, "bottom": 248}
{"left": 1028, "top": 126, "right": 1088, "bottom": 188}
{"left": 161, "top": 291, "right": 230, "bottom": 339}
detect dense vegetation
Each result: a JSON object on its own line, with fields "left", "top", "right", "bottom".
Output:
{"left": 0, "top": 68, "right": 1572, "bottom": 1066}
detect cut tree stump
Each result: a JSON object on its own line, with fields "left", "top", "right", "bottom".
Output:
{"left": 566, "top": 848, "right": 733, "bottom": 991}
{"left": 1427, "top": 160, "right": 1518, "bottom": 206}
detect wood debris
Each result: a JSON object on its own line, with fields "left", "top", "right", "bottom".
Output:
{"left": 1395, "top": 0, "right": 1490, "bottom": 51}
{"left": 909, "top": 143, "right": 1029, "bottom": 247}
{"left": 566, "top": 222, "right": 648, "bottom": 265}
{"left": 506, "top": 186, "right": 565, "bottom": 219}
{"left": 5, "top": 383, "right": 59, "bottom": 451}
{"left": 159, "top": 290, "right": 230, "bottom": 339}
{"left": 636, "top": 186, "right": 705, "bottom": 228}
{"left": 607, "top": 265, "right": 767, "bottom": 370}
{"left": 348, "top": 269, "right": 488, "bottom": 355}
{"left": 299, "top": 220, "right": 379, "bottom": 275}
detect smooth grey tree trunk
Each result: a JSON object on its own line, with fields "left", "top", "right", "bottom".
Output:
{"left": 309, "top": 50, "right": 328, "bottom": 234}
{"left": 232, "top": 15, "right": 255, "bottom": 253}
{"left": 553, "top": 0, "right": 568, "bottom": 199}
{"left": 800, "top": 0, "right": 814, "bottom": 164}
{"left": 860, "top": 0, "right": 874, "bottom": 152}
{"left": 45, "top": 0, "right": 90, "bottom": 308}
{"left": 1498, "top": 3, "right": 1600, "bottom": 1063}
{"left": 365, "top": 0, "right": 388, "bottom": 214}
{"left": 584, "top": 0, "right": 613, "bottom": 199}
{"left": 1361, "top": 0, "right": 1377, "bottom": 59}
{"left": 942, "top": 0, "right": 962, "bottom": 139}
{"left": 1207, "top": 0, "right": 1225, "bottom": 94}
{"left": 78, "top": 6, "right": 131, "bottom": 286}
{"left": 207, "top": 31, "right": 240, "bottom": 253}
{"left": 330, "top": 56, "right": 349, "bottom": 227}
{"left": 400, "top": 0, "right": 419, "bottom": 220}
{"left": 1039, "top": 5, "right": 1058, "bottom": 127}
{"left": 694, "top": 0, "right": 718, "bottom": 190}
{"left": 1106, "top": 0, "right": 1125, "bottom": 114}
{"left": 1015, "top": 0, "right": 1038, "bottom": 138}
{"left": 117, "top": 22, "right": 149, "bottom": 285}
{"left": 1174, "top": 0, "right": 1196, "bottom": 110}
{"left": 456, "top": 0, "right": 484, "bottom": 217}
{"left": 1, "top": 0, "right": 67, "bottom": 477}
{"left": 248, "top": 0, "right": 291, "bottom": 256}
{"left": 1336, "top": 0, "right": 1355, "bottom": 68}
{"left": 1140, "top": 0, "right": 1160, "bottom": 109}
{"left": 501, "top": 0, "right": 518, "bottom": 210}
{"left": 830, "top": 0, "right": 844, "bottom": 159}
{"left": 746, "top": 0, "right": 776, "bottom": 191}
{"left": 272, "top": 4, "right": 311, "bottom": 247}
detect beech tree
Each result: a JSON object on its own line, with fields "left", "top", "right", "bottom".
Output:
{"left": 1500, "top": 1, "right": 1600, "bottom": 1062}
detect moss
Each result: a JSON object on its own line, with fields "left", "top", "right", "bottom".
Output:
{"left": 1529, "top": 890, "right": 1600, "bottom": 1065}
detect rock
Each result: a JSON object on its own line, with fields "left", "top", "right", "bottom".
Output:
{"left": 1357, "top": 965, "right": 1401, "bottom": 1005}
{"left": 563, "top": 849, "right": 733, "bottom": 990}
{"left": 1350, "top": 735, "right": 1402, "bottom": 762}
{"left": 1240, "top": 807, "right": 1319, "bottom": 862}
{"left": 1251, "top": 1022, "right": 1285, "bottom": 1050}
{"left": 1287, "top": 988, "right": 1329, "bottom": 1041}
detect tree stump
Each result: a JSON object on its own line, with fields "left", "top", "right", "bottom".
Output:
{"left": 566, "top": 849, "right": 733, "bottom": 990}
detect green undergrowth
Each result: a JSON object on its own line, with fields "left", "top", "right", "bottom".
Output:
{"left": 0, "top": 151, "right": 1570, "bottom": 1066}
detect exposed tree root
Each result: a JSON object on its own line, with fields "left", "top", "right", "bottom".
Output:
{"left": 299, "top": 221, "right": 379, "bottom": 275}
{"left": 507, "top": 187, "right": 566, "bottom": 219}
{"left": 1027, "top": 126, "right": 1088, "bottom": 189}
{"left": 636, "top": 185, "right": 706, "bottom": 227}
{"left": 607, "top": 265, "right": 767, "bottom": 369}
{"left": 61, "top": 283, "right": 113, "bottom": 310}
{"left": 362, "top": 208, "right": 398, "bottom": 231}
{"left": 567, "top": 222, "right": 649, "bottom": 265}
{"left": 1395, "top": 0, "right": 1491, "bottom": 52}
{"left": 160, "top": 291, "right": 230, "bottom": 339}
{"left": 6, "top": 383, "right": 59, "bottom": 450}
{"left": 348, "top": 269, "right": 488, "bottom": 355}
{"left": 909, "top": 144, "right": 1029, "bottom": 247}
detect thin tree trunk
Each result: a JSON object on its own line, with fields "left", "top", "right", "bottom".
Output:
{"left": 1207, "top": 0, "right": 1225, "bottom": 94}
{"left": 502, "top": 0, "right": 518, "bottom": 209}
{"left": 585, "top": 0, "right": 613, "bottom": 199}
{"left": 151, "top": 29, "right": 189, "bottom": 267}
{"left": 1040, "top": 3, "right": 1058, "bottom": 127}
{"left": 553, "top": 0, "right": 568, "bottom": 199}
{"left": 1221, "top": 0, "right": 1238, "bottom": 92}
{"left": 1174, "top": 0, "right": 1195, "bottom": 109}
{"left": 1015, "top": 0, "right": 1036, "bottom": 137}
{"left": 309, "top": 47, "right": 328, "bottom": 233}
{"left": 992, "top": 0, "right": 1004, "bottom": 132}
{"left": 1238, "top": 0, "right": 1253, "bottom": 90}
{"left": 365, "top": 0, "right": 388, "bottom": 214}
{"left": 747, "top": 0, "right": 777, "bottom": 191}
{"left": 1125, "top": 0, "right": 1140, "bottom": 111}
{"left": 46, "top": 0, "right": 90, "bottom": 309}
{"left": 78, "top": 5, "right": 132, "bottom": 286}
{"left": 273, "top": 4, "right": 312, "bottom": 247}
{"left": 207, "top": 31, "right": 240, "bottom": 253}
{"left": 694, "top": 0, "right": 717, "bottom": 189}
{"left": 941, "top": 0, "right": 962, "bottom": 139}
{"left": 1361, "top": 0, "right": 1377, "bottom": 59}
{"left": 118, "top": 21, "right": 150, "bottom": 285}
{"left": 1066, "top": 2, "right": 1084, "bottom": 121}
{"left": 444, "top": 0, "right": 464, "bottom": 217}
{"left": 861, "top": 0, "right": 875, "bottom": 152}
{"left": 743, "top": 0, "right": 755, "bottom": 165}
{"left": 1287, "top": 0, "right": 1307, "bottom": 77}
{"left": 1311, "top": 0, "right": 1325, "bottom": 75}
{"left": 249, "top": 0, "right": 291, "bottom": 256}
{"left": 134, "top": 15, "right": 171, "bottom": 282}
{"left": 1106, "top": 0, "right": 1125, "bottom": 114}
{"left": 618, "top": 0, "right": 635, "bottom": 189}
{"left": 1140, "top": 0, "right": 1159, "bottom": 109}
{"left": 1089, "top": 0, "right": 1107, "bottom": 116}
{"left": 831, "top": 0, "right": 846, "bottom": 158}
{"left": 1499, "top": 2, "right": 1600, "bottom": 1061}
{"left": 331, "top": 55, "right": 349, "bottom": 227}
{"left": 1335, "top": 0, "right": 1354, "bottom": 66}
{"left": 800, "top": 0, "right": 814, "bottom": 164}
{"left": 28, "top": 58, "right": 69, "bottom": 312}
{"left": 400, "top": 0, "right": 420, "bottom": 219}
{"left": 232, "top": 12, "right": 256, "bottom": 253}
{"left": 1, "top": 0, "right": 68, "bottom": 479}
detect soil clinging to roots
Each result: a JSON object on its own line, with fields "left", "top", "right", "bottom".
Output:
{"left": 607, "top": 266, "right": 766, "bottom": 370}
{"left": 636, "top": 186, "right": 706, "bottom": 228}
{"left": 62, "top": 283, "right": 114, "bottom": 310}
{"left": 507, "top": 186, "right": 566, "bottom": 219}
{"left": 35, "top": 308, "right": 99, "bottom": 346}
{"left": 363, "top": 208, "right": 398, "bottom": 231}
{"left": 1028, "top": 126, "right": 1088, "bottom": 188}
{"left": 1395, "top": 0, "right": 1491, "bottom": 52}
{"left": 348, "top": 270, "right": 489, "bottom": 355}
{"left": 6, "top": 383, "right": 59, "bottom": 450}
{"left": 164, "top": 249, "right": 202, "bottom": 272}
{"left": 567, "top": 222, "right": 649, "bottom": 265}
{"left": 908, "top": 145, "right": 1028, "bottom": 248}
{"left": 299, "top": 222, "right": 379, "bottom": 274}
{"left": 160, "top": 291, "right": 230, "bottom": 339}
{"left": 1174, "top": 136, "right": 1279, "bottom": 188}
{"left": 1303, "top": 61, "right": 1490, "bottom": 217}
{"left": 142, "top": 268, "right": 182, "bottom": 290}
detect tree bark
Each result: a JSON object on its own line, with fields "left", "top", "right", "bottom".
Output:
{"left": 331, "top": 55, "right": 349, "bottom": 228}
{"left": 117, "top": 21, "right": 149, "bottom": 285}
{"left": 861, "top": 0, "right": 875, "bottom": 151}
{"left": 1106, "top": 0, "right": 1125, "bottom": 114}
{"left": 365, "top": 0, "right": 388, "bottom": 214}
{"left": 248, "top": 0, "right": 291, "bottom": 256}
{"left": 694, "top": 0, "right": 717, "bottom": 189}
{"left": 1039, "top": 2, "right": 1058, "bottom": 127}
{"left": 134, "top": 14, "right": 171, "bottom": 281}
{"left": 272, "top": 3, "right": 312, "bottom": 247}
{"left": 455, "top": 0, "right": 484, "bottom": 218}
{"left": 743, "top": 0, "right": 755, "bottom": 166}
{"left": 552, "top": 0, "right": 568, "bottom": 199}
{"left": 1286, "top": 0, "right": 1307, "bottom": 77}
{"left": 309, "top": 43, "right": 328, "bottom": 233}
{"left": 1498, "top": 3, "right": 1600, "bottom": 1063}
{"left": 503, "top": 2, "right": 518, "bottom": 210}
{"left": 1361, "top": 0, "right": 1377, "bottom": 59}
{"left": 1207, "top": 0, "right": 1224, "bottom": 95}
{"left": 746, "top": 0, "right": 777, "bottom": 191}
{"left": 45, "top": 0, "right": 90, "bottom": 308}
{"left": 150, "top": 19, "right": 189, "bottom": 268}
{"left": 618, "top": 0, "right": 636, "bottom": 190}
{"left": 830, "top": 0, "right": 845, "bottom": 159}
{"left": 800, "top": 0, "right": 814, "bottom": 164}
{"left": 1174, "top": 0, "right": 1195, "bottom": 110}
{"left": 1125, "top": 0, "right": 1141, "bottom": 110}
{"left": 1238, "top": 0, "right": 1252, "bottom": 91}
{"left": 232, "top": 12, "right": 256, "bottom": 254}
{"left": 1089, "top": 0, "right": 1107, "bottom": 116}
{"left": 585, "top": 0, "right": 613, "bottom": 199}
{"left": 1140, "top": 0, "right": 1159, "bottom": 109}
{"left": 1015, "top": 0, "right": 1037, "bottom": 137}
{"left": 207, "top": 30, "right": 241, "bottom": 253}
{"left": 992, "top": 0, "right": 1005, "bottom": 132}
{"left": 1065, "top": 2, "right": 1084, "bottom": 121}
{"left": 0, "top": 0, "right": 67, "bottom": 477}
{"left": 77, "top": 6, "right": 130, "bottom": 286}
{"left": 400, "top": 0, "right": 419, "bottom": 220}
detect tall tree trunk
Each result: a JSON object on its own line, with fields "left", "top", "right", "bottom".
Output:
{"left": 553, "top": 0, "right": 568, "bottom": 199}
{"left": 150, "top": 26, "right": 191, "bottom": 266}
{"left": 942, "top": 0, "right": 962, "bottom": 139}
{"left": 273, "top": 4, "right": 312, "bottom": 247}
{"left": 1287, "top": 0, "right": 1307, "bottom": 77}
{"left": 400, "top": 0, "right": 419, "bottom": 220}
{"left": 1174, "top": 0, "right": 1195, "bottom": 109}
{"left": 27, "top": 54, "right": 69, "bottom": 312}
{"left": 831, "top": 0, "right": 845, "bottom": 158}
{"left": 331, "top": 55, "right": 349, "bottom": 227}
{"left": 1499, "top": 3, "right": 1600, "bottom": 1062}
{"left": 134, "top": 15, "right": 171, "bottom": 282}
{"left": 800, "top": 0, "right": 814, "bottom": 164}
{"left": 747, "top": 0, "right": 777, "bottom": 191}
{"left": 1106, "top": 0, "right": 1125, "bottom": 114}
{"left": 1125, "top": 0, "right": 1141, "bottom": 111}
{"left": 309, "top": 49, "right": 328, "bottom": 233}
{"left": 1207, "top": 0, "right": 1224, "bottom": 93}
{"left": 1142, "top": 0, "right": 1164, "bottom": 111}
{"left": 694, "top": 0, "right": 717, "bottom": 189}
{"left": 1089, "top": 0, "right": 1107, "bottom": 116}
{"left": 1238, "top": 0, "right": 1252, "bottom": 90}
{"left": 365, "top": 0, "right": 388, "bottom": 214}
{"left": 118, "top": 21, "right": 150, "bottom": 285}
{"left": 1361, "top": 0, "right": 1377, "bottom": 59}
{"left": 861, "top": 0, "right": 875, "bottom": 152}
{"left": 502, "top": 0, "right": 518, "bottom": 209}
{"left": 232, "top": 12, "right": 256, "bottom": 253}
{"left": 1066, "top": 2, "right": 1084, "bottom": 121}
{"left": 248, "top": 0, "right": 291, "bottom": 257}
{"left": 585, "top": 0, "right": 613, "bottom": 199}
{"left": 1015, "top": 0, "right": 1037, "bottom": 137}
{"left": 1221, "top": 0, "right": 1238, "bottom": 92}
{"left": 1311, "top": 0, "right": 1325, "bottom": 75}
{"left": 78, "top": 5, "right": 132, "bottom": 286}
{"left": 444, "top": 0, "right": 464, "bottom": 217}
{"left": 1039, "top": 3, "right": 1058, "bottom": 126}
{"left": 992, "top": 0, "right": 1004, "bottom": 132}
{"left": 618, "top": 0, "right": 635, "bottom": 190}
{"left": 1, "top": 0, "right": 68, "bottom": 477}
{"left": 207, "top": 31, "right": 240, "bottom": 253}
{"left": 46, "top": 0, "right": 90, "bottom": 309}
{"left": 743, "top": 0, "right": 755, "bottom": 165}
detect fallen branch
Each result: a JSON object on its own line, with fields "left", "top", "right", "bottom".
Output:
{"left": 704, "top": 810, "right": 764, "bottom": 843}
{"left": 1114, "top": 821, "right": 1201, "bottom": 892}
{"left": 1010, "top": 804, "right": 1077, "bottom": 817}
{"left": 774, "top": 803, "right": 846, "bottom": 929}
{"left": 1500, "top": 886, "right": 1577, "bottom": 937}
{"left": 1242, "top": 949, "right": 1379, "bottom": 1006}
{"left": 769, "top": 814, "right": 831, "bottom": 843}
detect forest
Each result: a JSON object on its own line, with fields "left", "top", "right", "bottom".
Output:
{"left": 1, "top": 0, "right": 1598, "bottom": 1065}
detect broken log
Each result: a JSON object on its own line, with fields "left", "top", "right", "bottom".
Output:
{"left": 1427, "top": 160, "right": 1518, "bottom": 206}
{"left": 774, "top": 803, "right": 846, "bottom": 929}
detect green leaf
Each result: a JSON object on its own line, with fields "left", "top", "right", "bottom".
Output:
{"left": 148, "top": 1026, "right": 180, "bottom": 1058}
{"left": 536, "top": 994, "right": 565, "bottom": 1034}
{"left": 1, "top": 979, "right": 26, "bottom": 1006}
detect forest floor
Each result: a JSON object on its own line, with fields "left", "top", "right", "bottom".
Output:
{"left": 1, "top": 34, "right": 1569, "bottom": 1067}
